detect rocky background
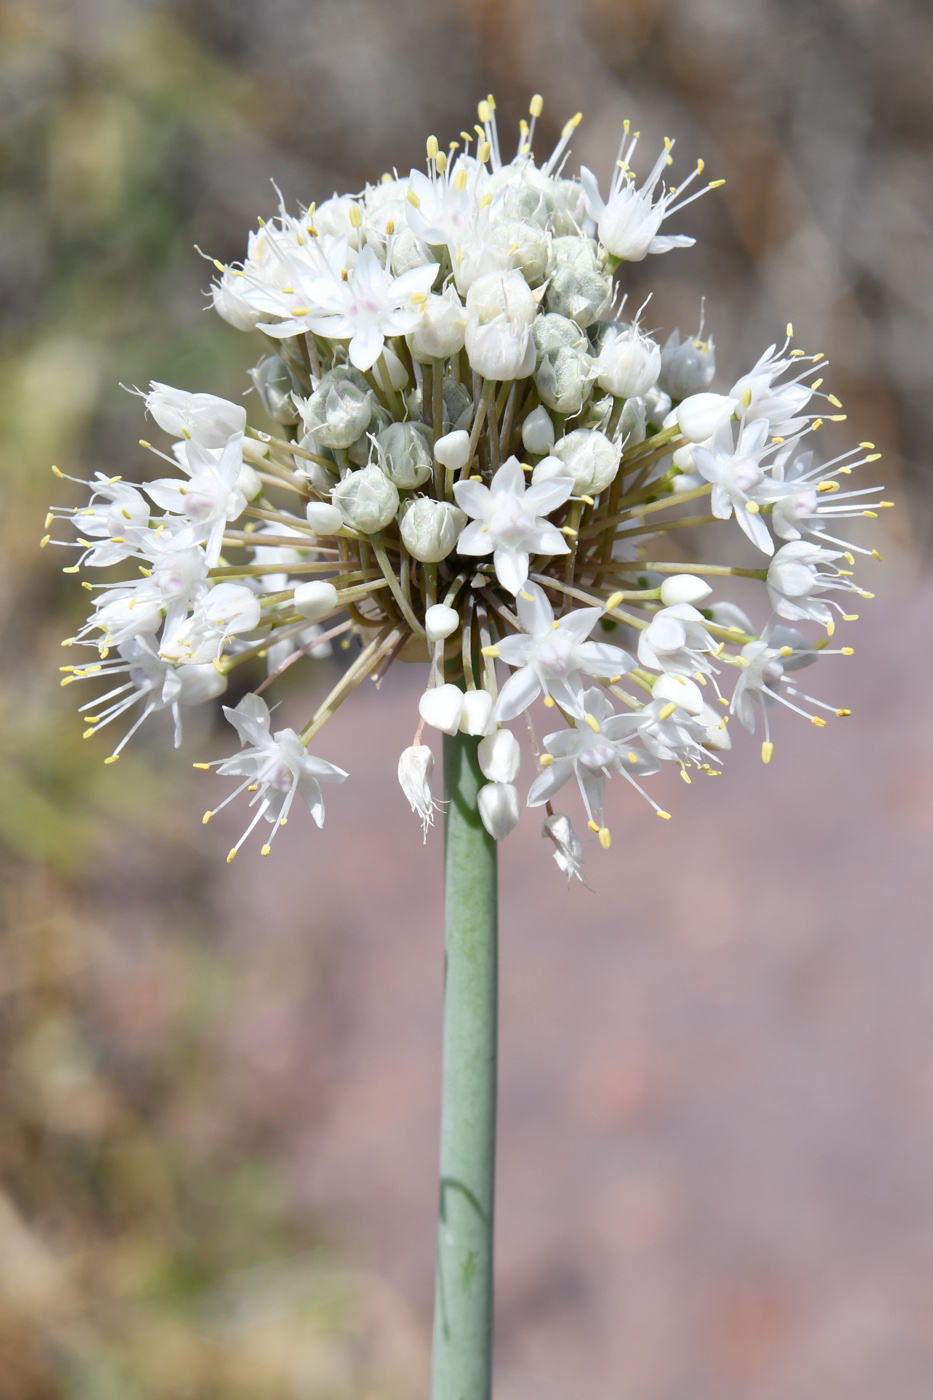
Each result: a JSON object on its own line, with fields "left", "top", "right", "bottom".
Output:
{"left": 2, "top": 0, "right": 932, "bottom": 1395}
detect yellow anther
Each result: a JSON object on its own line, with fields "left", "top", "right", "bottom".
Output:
{"left": 584, "top": 713, "right": 601, "bottom": 733}
{"left": 261, "top": 844, "right": 272, "bottom": 857}
{"left": 139, "top": 439, "right": 151, "bottom": 448}
{"left": 598, "top": 826, "right": 612, "bottom": 850}
{"left": 779, "top": 645, "right": 793, "bottom": 657}
{"left": 480, "top": 645, "right": 500, "bottom": 658}
{"left": 697, "top": 158, "right": 705, "bottom": 174}
{"left": 836, "top": 708, "right": 852, "bottom": 717}
{"left": 709, "top": 179, "right": 726, "bottom": 188}
{"left": 478, "top": 100, "right": 491, "bottom": 122}
{"left": 348, "top": 204, "right": 362, "bottom": 227}
{"left": 828, "top": 415, "right": 847, "bottom": 422}
{"left": 842, "top": 646, "right": 854, "bottom": 655}
{"left": 811, "top": 716, "right": 827, "bottom": 727}
{"left": 827, "top": 394, "right": 843, "bottom": 408}
{"left": 39, "top": 534, "right": 50, "bottom": 547}
{"left": 52, "top": 464, "right": 63, "bottom": 477}
{"left": 478, "top": 141, "right": 491, "bottom": 164}
{"left": 560, "top": 525, "right": 578, "bottom": 537}
{"left": 60, "top": 676, "right": 75, "bottom": 686}
{"left": 202, "top": 811, "right": 212, "bottom": 824}
{"left": 742, "top": 388, "right": 753, "bottom": 409}
{"left": 656, "top": 810, "right": 672, "bottom": 821}
{"left": 82, "top": 728, "right": 96, "bottom": 739}
{"left": 63, "top": 563, "right": 80, "bottom": 574}
{"left": 745, "top": 500, "right": 760, "bottom": 514}
{"left": 628, "top": 751, "right": 638, "bottom": 764}
{"left": 587, "top": 819, "right": 600, "bottom": 833}
{"left": 879, "top": 501, "right": 894, "bottom": 507}
{"left": 680, "top": 768, "right": 691, "bottom": 784}
{"left": 812, "top": 418, "right": 823, "bottom": 430}
{"left": 519, "top": 590, "right": 534, "bottom": 601}
{"left": 426, "top": 135, "right": 439, "bottom": 159}
{"left": 761, "top": 741, "right": 774, "bottom": 764}
{"left": 872, "top": 549, "right": 883, "bottom": 561}
{"left": 658, "top": 701, "right": 678, "bottom": 721}
{"left": 435, "top": 151, "right": 447, "bottom": 173}
{"left": 478, "top": 192, "right": 493, "bottom": 209}
{"left": 104, "top": 755, "right": 120, "bottom": 765}
{"left": 811, "top": 377, "right": 823, "bottom": 390}
{"left": 226, "top": 848, "right": 237, "bottom": 864}
{"left": 407, "top": 189, "right": 421, "bottom": 208}
{"left": 340, "top": 269, "right": 349, "bottom": 281}
{"left": 543, "top": 695, "right": 555, "bottom": 708}
{"left": 843, "top": 613, "right": 859, "bottom": 621}
{"left": 530, "top": 94, "right": 544, "bottom": 117}
{"left": 540, "top": 754, "right": 554, "bottom": 767}
{"left": 280, "top": 817, "right": 288, "bottom": 826}
{"left": 844, "top": 551, "right": 855, "bottom": 564}
{"left": 289, "top": 305, "right": 311, "bottom": 316}
{"left": 786, "top": 322, "right": 794, "bottom": 338}
{"left": 826, "top": 619, "right": 835, "bottom": 636}
{"left": 609, "top": 675, "right": 622, "bottom": 684}
{"left": 866, "top": 454, "right": 882, "bottom": 463}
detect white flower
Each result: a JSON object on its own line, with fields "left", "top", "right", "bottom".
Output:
{"left": 407, "top": 286, "right": 469, "bottom": 363}
{"left": 492, "top": 582, "right": 634, "bottom": 720}
{"left": 637, "top": 603, "right": 718, "bottom": 677}
{"left": 145, "top": 435, "right": 247, "bottom": 565}
{"left": 207, "top": 694, "right": 347, "bottom": 860}
{"left": 594, "top": 324, "right": 661, "bottom": 399}
{"left": 53, "top": 474, "right": 151, "bottom": 568}
{"left": 304, "top": 244, "right": 438, "bottom": 372}
{"left": 160, "top": 582, "right": 262, "bottom": 663}
{"left": 766, "top": 540, "right": 855, "bottom": 628}
{"left": 693, "top": 416, "right": 776, "bottom": 555}
{"left": 398, "top": 743, "right": 440, "bottom": 839}
{"left": 453, "top": 457, "right": 573, "bottom": 595}
{"left": 144, "top": 383, "right": 246, "bottom": 448}
{"left": 581, "top": 131, "right": 717, "bottom": 262}
{"left": 730, "top": 343, "right": 814, "bottom": 436}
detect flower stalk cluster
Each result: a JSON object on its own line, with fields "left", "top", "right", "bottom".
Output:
{"left": 47, "top": 94, "right": 889, "bottom": 882}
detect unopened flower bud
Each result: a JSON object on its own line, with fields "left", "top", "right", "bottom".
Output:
{"left": 248, "top": 355, "right": 300, "bottom": 425}
{"left": 477, "top": 781, "right": 521, "bottom": 840}
{"left": 545, "top": 247, "right": 611, "bottom": 327}
{"left": 659, "top": 328, "right": 716, "bottom": 401}
{"left": 521, "top": 404, "right": 556, "bottom": 455}
{"left": 459, "top": 688, "right": 495, "bottom": 736}
{"left": 652, "top": 672, "right": 704, "bottom": 715}
{"left": 236, "top": 464, "right": 263, "bottom": 501}
{"left": 305, "top": 502, "right": 344, "bottom": 535}
{"left": 177, "top": 663, "right": 228, "bottom": 704}
{"left": 425, "top": 603, "right": 459, "bottom": 644}
{"left": 644, "top": 385, "right": 673, "bottom": 431}
{"left": 376, "top": 421, "right": 434, "bottom": 489}
{"left": 536, "top": 345, "right": 592, "bottom": 415}
{"left": 595, "top": 326, "right": 661, "bottom": 399}
{"left": 532, "top": 313, "right": 587, "bottom": 361}
{"left": 397, "top": 743, "right": 438, "bottom": 839}
{"left": 553, "top": 429, "right": 621, "bottom": 495}
{"left": 674, "top": 392, "right": 738, "bottom": 443}
{"left": 407, "top": 286, "right": 469, "bottom": 363}
{"left": 434, "top": 429, "right": 472, "bottom": 474}
{"left": 373, "top": 344, "right": 410, "bottom": 392}
{"left": 617, "top": 396, "right": 647, "bottom": 447}
{"left": 478, "top": 728, "right": 521, "bottom": 783}
{"left": 399, "top": 497, "right": 467, "bottom": 563}
{"left": 419, "top": 683, "right": 464, "bottom": 735}
{"left": 466, "top": 271, "right": 537, "bottom": 329}
{"left": 492, "top": 218, "right": 551, "bottom": 286}
{"left": 660, "top": 574, "right": 712, "bottom": 606}
{"left": 299, "top": 370, "right": 373, "bottom": 449}
{"left": 550, "top": 180, "right": 588, "bottom": 236}
{"left": 464, "top": 316, "right": 536, "bottom": 381}
{"left": 294, "top": 580, "right": 339, "bottom": 620}
{"left": 332, "top": 465, "right": 399, "bottom": 534}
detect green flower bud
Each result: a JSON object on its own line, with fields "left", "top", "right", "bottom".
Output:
{"left": 299, "top": 367, "right": 373, "bottom": 449}
{"left": 399, "top": 497, "right": 467, "bottom": 562}
{"left": 553, "top": 428, "right": 621, "bottom": 494}
{"left": 545, "top": 262, "right": 612, "bottom": 327}
{"left": 535, "top": 345, "right": 593, "bottom": 415}
{"left": 531, "top": 313, "right": 587, "bottom": 361}
{"left": 377, "top": 421, "right": 434, "bottom": 489}
{"left": 332, "top": 465, "right": 399, "bottom": 534}
{"left": 248, "top": 354, "right": 300, "bottom": 425}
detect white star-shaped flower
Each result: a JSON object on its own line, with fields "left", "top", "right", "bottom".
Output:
{"left": 453, "top": 457, "right": 573, "bottom": 595}
{"left": 492, "top": 582, "right": 634, "bottom": 720}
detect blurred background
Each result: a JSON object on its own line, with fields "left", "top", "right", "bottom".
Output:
{"left": 2, "top": 0, "right": 933, "bottom": 1395}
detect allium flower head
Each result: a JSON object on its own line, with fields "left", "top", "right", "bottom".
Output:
{"left": 47, "top": 94, "right": 889, "bottom": 880}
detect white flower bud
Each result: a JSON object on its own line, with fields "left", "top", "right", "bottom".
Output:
{"left": 332, "top": 466, "right": 399, "bottom": 535}
{"left": 434, "top": 429, "right": 471, "bottom": 473}
{"left": 299, "top": 372, "right": 373, "bottom": 449}
{"left": 294, "top": 580, "right": 339, "bottom": 621}
{"left": 552, "top": 429, "right": 621, "bottom": 495}
{"left": 659, "top": 328, "right": 716, "bottom": 401}
{"left": 466, "top": 271, "right": 537, "bottom": 329}
{"left": 419, "top": 683, "right": 464, "bottom": 735}
{"left": 248, "top": 355, "right": 300, "bottom": 424}
{"left": 425, "top": 603, "right": 460, "bottom": 643}
{"left": 531, "top": 455, "right": 573, "bottom": 486}
{"left": 236, "top": 463, "right": 263, "bottom": 501}
{"left": 377, "top": 421, "right": 434, "bottom": 489}
{"left": 521, "top": 404, "right": 556, "bottom": 455}
{"left": 674, "top": 392, "right": 738, "bottom": 443}
{"left": 397, "top": 744, "right": 438, "bottom": 839}
{"left": 659, "top": 574, "right": 713, "bottom": 606}
{"left": 374, "top": 343, "right": 410, "bottom": 392}
{"left": 465, "top": 315, "right": 536, "bottom": 382}
{"left": 652, "top": 672, "right": 705, "bottom": 716}
{"left": 399, "top": 498, "right": 467, "bottom": 563}
{"left": 145, "top": 383, "right": 246, "bottom": 448}
{"left": 618, "top": 395, "right": 647, "bottom": 448}
{"left": 535, "top": 345, "right": 592, "bottom": 415}
{"left": 477, "top": 782, "right": 521, "bottom": 841}
{"left": 459, "top": 688, "right": 495, "bottom": 736}
{"left": 407, "top": 286, "right": 469, "bottom": 364}
{"left": 478, "top": 728, "right": 521, "bottom": 783}
{"left": 594, "top": 326, "right": 661, "bottom": 399}
{"left": 305, "top": 501, "right": 344, "bottom": 535}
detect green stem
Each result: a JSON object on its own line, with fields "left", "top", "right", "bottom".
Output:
{"left": 431, "top": 731, "right": 498, "bottom": 1400}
